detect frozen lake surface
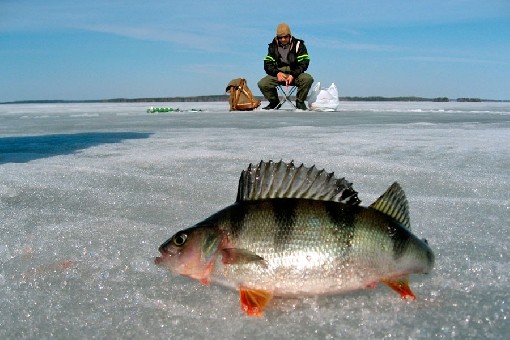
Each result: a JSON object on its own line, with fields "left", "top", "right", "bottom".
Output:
{"left": 1, "top": 101, "right": 509, "bottom": 338}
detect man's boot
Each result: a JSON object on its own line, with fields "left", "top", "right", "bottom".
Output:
{"left": 295, "top": 100, "right": 307, "bottom": 110}
{"left": 263, "top": 101, "right": 280, "bottom": 110}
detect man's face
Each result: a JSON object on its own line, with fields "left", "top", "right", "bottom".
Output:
{"left": 277, "top": 35, "right": 291, "bottom": 45}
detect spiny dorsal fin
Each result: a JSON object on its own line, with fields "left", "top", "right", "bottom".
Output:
{"left": 236, "top": 160, "right": 360, "bottom": 205}
{"left": 370, "top": 182, "right": 411, "bottom": 229}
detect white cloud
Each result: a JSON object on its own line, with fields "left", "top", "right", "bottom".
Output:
{"left": 395, "top": 56, "right": 509, "bottom": 65}
{"left": 81, "top": 23, "right": 219, "bottom": 51}
{"left": 308, "top": 36, "right": 398, "bottom": 52}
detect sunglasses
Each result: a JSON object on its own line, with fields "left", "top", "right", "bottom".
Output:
{"left": 277, "top": 35, "right": 290, "bottom": 40}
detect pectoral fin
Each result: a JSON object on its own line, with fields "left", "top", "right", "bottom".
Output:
{"left": 381, "top": 277, "right": 416, "bottom": 300}
{"left": 222, "top": 248, "right": 265, "bottom": 265}
{"left": 239, "top": 288, "right": 273, "bottom": 317}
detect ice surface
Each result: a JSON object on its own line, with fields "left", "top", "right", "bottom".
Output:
{"left": 1, "top": 101, "right": 509, "bottom": 338}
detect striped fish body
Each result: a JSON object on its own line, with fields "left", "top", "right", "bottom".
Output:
{"left": 186, "top": 199, "right": 433, "bottom": 296}
{"left": 155, "top": 161, "right": 435, "bottom": 316}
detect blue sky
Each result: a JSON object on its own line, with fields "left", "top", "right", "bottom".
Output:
{"left": 1, "top": 0, "right": 509, "bottom": 101}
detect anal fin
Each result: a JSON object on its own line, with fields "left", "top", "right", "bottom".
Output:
{"left": 239, "top": 288, "right": 273, "bottom": 316}
{"left": 381, "top": 277, "right": 416, "bottom": 300}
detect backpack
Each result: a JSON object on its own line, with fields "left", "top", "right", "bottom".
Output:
{"left": 226, "top": 78, "right": 261, "bottom": 111}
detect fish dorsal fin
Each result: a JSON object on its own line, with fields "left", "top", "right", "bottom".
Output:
{"left": 370, "top": 182, "right": 411, "bottom": 229}
{"left": 236, "top": 160, "right": 360, "bottom": 205}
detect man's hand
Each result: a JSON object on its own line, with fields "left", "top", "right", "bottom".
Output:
{"left": 277, "top": 72, "right": 288, "bottom": 82}
{"left": 285, "top": 74, "right": 294, "bottom": 86}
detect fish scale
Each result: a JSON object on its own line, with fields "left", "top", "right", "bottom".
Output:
{"left": 155, "top": 161, "right": 435, "bottom": 316}
{"left": 210, "top": 200, "right": 396, "bottom": 294}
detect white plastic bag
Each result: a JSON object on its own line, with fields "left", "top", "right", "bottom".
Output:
{"left": 308, "top": 82, "right": 340, "bottom": 111}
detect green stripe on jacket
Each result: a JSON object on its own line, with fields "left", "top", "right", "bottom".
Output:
{"left": 297, "top": 54, "right": 310, "bottom": 62}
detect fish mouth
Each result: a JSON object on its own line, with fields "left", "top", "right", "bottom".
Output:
{"left": 154, "top": 255, "right": 166, "bottom": 265}
{"left": 154, "top": 247, "right": 170, "bottom": 265}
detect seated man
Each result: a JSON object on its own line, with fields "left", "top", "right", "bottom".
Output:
{"left": 258, "top": 23, "right": 314, "bottom": 110}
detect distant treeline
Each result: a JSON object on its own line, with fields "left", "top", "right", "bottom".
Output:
{"left": 341, "top": 96, "right": 443, "bottom": 102}
{"left": 456, "top": 98, "right": 483, "bottom": 102}
{"left": 2, "top": 96, "right": 503, "bottom": 104}
{"left": 1, "top": 96, "right": 231, "bottom": 104}
{"left": 340, "top": 96, "right": 487, "bottom": 102}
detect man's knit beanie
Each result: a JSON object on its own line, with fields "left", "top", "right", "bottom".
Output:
{"left": 276, "top": 23, "right": 291, "bottom": 37}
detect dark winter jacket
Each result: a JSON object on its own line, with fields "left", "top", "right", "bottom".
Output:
{"left": 263, "top": 37, "right": 310, "bottom": 78}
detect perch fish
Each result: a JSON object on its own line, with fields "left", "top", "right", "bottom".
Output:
{"left": 155, "top": 160, "right": 435, "bottom": 316}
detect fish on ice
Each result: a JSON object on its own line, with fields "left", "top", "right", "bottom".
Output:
{"left": 155, "top": 160, "right": 435, "bottom": 316}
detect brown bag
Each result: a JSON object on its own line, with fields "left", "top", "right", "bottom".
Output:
{"left": 226, "top": 78, "right": 261, "bottom": 111}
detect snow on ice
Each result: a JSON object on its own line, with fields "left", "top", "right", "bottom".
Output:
{"left": 0, "top": 102, "right": 509, "bottom": 338}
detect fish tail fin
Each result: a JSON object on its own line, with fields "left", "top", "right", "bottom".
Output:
{"left": 381, "top": 277, "right": 416, "bottom": 300}
{"left": 239, "top": 288, "right": 273, "bottom": 316}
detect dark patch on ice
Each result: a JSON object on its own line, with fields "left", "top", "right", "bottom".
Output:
{"left": 0, "top": 132, "right": 152, "bottom": 164}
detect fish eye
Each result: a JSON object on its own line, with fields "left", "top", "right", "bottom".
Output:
{"left": 172, "top": 233, "right": 188, "bottom": 246}
{"left": 422, "top": 238, "right": 429, "bottom": 245}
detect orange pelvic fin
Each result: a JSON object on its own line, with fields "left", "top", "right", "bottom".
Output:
{"left": 199, "top": 277, "right": 210, "bottom": 285}
{"left": 239, "top": 288, "right": 273, "bottom": 317}
{"left": 381, "top": 277, "right": 416, "bottom": 300}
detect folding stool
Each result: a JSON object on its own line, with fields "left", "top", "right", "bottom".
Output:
{"left": 276, "top": 85, "right": 297, "bottom": 109}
